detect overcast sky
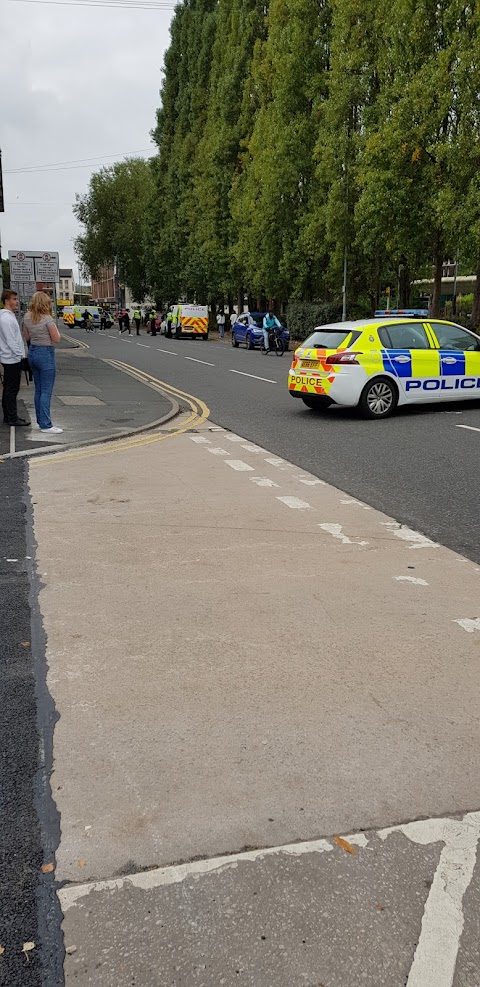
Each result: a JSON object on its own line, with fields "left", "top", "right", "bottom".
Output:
{"left": 1, "top": 0, "right": 174, "bottom": 278}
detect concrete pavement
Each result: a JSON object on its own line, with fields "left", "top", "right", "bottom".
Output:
{"left": 24, "top": 418, "right": 480, "bottom": 985}
{"left": 80, "top": 325, "right": 480, "bottom": 564}
{"left": 0, "top": 340, "right": 175, "bottom": 458}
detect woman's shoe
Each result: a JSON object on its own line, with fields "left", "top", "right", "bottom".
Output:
{"left": 40, "top": 426, "right": 63, "bottom": 433}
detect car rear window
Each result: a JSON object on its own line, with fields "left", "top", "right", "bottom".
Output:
{"left": 303, "top": 330, "right": 361, "bottom": 349}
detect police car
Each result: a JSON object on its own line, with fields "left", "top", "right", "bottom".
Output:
{"left": 288, "top": 313, "right": 480, "bottom": 418}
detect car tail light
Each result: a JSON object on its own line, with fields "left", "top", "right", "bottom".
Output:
{"left": 325, "top": 351, "right": 362, "bottom": 365}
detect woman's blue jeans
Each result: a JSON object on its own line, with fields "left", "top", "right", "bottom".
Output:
{"left": 28, "top": 345, "right": 56, "bottom": 429}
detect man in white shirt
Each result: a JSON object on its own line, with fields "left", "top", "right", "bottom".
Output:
{"left": 0, "top": 289, "right": 28, "bottom": 426}
{"left": 217, "top": 309, "right": 226, "bottom": 339}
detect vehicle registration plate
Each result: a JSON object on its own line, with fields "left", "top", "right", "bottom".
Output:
{"left": 301, "top": 360, "right": 320, "bottom": 369}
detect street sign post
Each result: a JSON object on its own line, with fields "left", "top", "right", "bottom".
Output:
{"left": 8, "top": 250, "right": 59, "bottom": 311}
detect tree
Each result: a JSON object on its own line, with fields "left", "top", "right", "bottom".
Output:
{"left": 356, "top": 0, "right": 476, "bottom": 316}
{"left": 231, "top": 0, "right": 332, "bottom": 305}
{"left": 188, "top": 0, "right": 268, "bottom": 306}
{"left": 148, "top": 0, "right": 218, "bottom": 303}
{"left": 74, "top": 157, "right": 153, "bottom": 301}
{"left": 1, "top": 259, "right": 10, "bottom": 290}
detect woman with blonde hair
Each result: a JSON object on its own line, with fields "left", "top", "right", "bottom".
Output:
{"left": 23, "top": 291, "right": 63, "bottom": 433}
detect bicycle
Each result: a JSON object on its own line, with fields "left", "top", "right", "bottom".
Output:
{"left": 260, "top": 325, "right": 285, "bottom": 356}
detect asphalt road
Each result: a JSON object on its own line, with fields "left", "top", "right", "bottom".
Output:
{"left": 79, "top": 327, "right": 480, "bottom": 562}
{"left": 0, "top": 460, "right": 61, "bottom": 986}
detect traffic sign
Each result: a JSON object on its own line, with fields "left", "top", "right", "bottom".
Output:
{"left": 9, "top": 254, "right": 35, "bottom": 282}
{"left": 8, "top": 249, "right": 59, "bottom": 283}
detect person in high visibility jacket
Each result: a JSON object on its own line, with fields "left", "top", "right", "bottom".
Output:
{"left": 149, "top": 308, "right": 157, "bottom": 336}
{"left": 133, "top": 309, "right": 142, "bottom": 336}
{"left": 166, "top": 308, "right": 174, "bottom": 338}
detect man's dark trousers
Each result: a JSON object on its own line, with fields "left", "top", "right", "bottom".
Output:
{"left": 2, "top": 362, "right": 22, "bottom": 423}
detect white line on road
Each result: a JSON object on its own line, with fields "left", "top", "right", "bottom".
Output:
{"left": 393, "top": 813, "right": 480, "bottom": 987}
{"left": 251, "top": 477, "right": 279, "bottom": 488}
{"left": 207, "top": 447, "right": 230, "bottom": 456}
{"left": 189, "top": 436, "right": 211, "bottom": 444}
{"left": 10, "top": 427, "right": 15, "bottom": 455}
{"left": 295, "top": 475, "right": 326, "bottom": 486}
{"left": 229, "top": 369, "right": 276, "bottom": 384}
{"left": 59, "top": 836, "right": 334, "bottom": 910}
{"left": 319, "top": 523, "right": 368, "bottom": 547}
{"left": 277, "top": 496, "right": 311, "bottom": 510}
{"left": 455, "top": 424, "right": 480, "bottom": 433}
{"left": 394, "top": 576, "right": 429, "bottom": 586}
{"left": 157, "top": 348, "right": 177, "bottom": 356}
{"left": 225, "top": 460, "right": 254, "bottom": 471}
{"left": 453, "top": 617, "right": 480, "bottom": 633}
{"left": 185, "top": 357, "right": 215, "bottom": 367}
{"left": 392, "top": 526, "right": 439, "bottom": 550}
{"left": 107, "top": 334, "right": 116, "bottom": 338}
{"left": 137, "top": 343, "right": 150, "bottom": 348}
{"left": 241, "top": 443, "right": 264, "bottom": 453}
{"left": 59, "top": 804, "right": 480, "bottom": 987}
{"left": 226, "top": 434, "right": 247, "bottom": 442}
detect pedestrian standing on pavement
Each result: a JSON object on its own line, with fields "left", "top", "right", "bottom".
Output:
{"left": 230, "top": 310, "right": 237, "bottom": 332}
{"left": 23, "top": 291, "right": 63, "bottom": 434}
{"left": 217, "top": 308, "right": 226, "bottom": 339}
{"left": 133, "top": 308, "right": 142, "bottom": 335}
{"left": 0, "top": 289, "right": 29, "bottom": 427}
{"left": 124, "top": 309, "right": 131, "bottom": 334}
{"left": 149, "top": 309, "right": 157, "bottom": 337}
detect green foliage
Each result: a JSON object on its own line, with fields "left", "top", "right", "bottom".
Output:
{"left": 2, "top": 259, "right": 10, "bottom": 290}
{"left": 74, "top": 157, "right": 154, "bottom": 301}
{"left": 286, "top": 300, "right": 343, "bottom": 340}
{"left": 77, "top": 0, "right": 480, "bottom": 316}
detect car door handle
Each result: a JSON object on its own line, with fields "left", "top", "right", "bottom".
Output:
{"left": 393, "top": 355, "right": 410, "bottom": 363}
{"left": 441, "top": 356, "right": 457, "bottom": 363}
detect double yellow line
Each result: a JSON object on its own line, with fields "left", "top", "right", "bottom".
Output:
{"left": 30, "top": 360, "right": 210, "bottom": 468}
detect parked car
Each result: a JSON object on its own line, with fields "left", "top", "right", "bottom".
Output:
{"left": 231, "top": 312, "right": 290, "bottom": 351}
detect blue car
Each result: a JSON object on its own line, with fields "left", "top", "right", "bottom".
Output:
{"left": 231, "top": 312, "right": 290, "bottom": 351}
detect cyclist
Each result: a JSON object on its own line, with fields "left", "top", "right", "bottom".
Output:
{"left": 262, "top": 309, "right": 282, "bottom": 352}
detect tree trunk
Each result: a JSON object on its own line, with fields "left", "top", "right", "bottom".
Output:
{"left": 236, "top": 286, "right": 243, "bottom": 315}
{"left": 399, "top": 263, "right": 410, "bottom": 308}
{"left": 471, "top": 258, "right": 480, "bottom": 330}
{"left": 430, "top": 243, "right": 443, "bottom": 318}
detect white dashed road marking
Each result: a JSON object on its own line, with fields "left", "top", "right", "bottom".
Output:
{"left": 394, "top": 576, "right": 429, "bottom": 586}
{"left": 276, "top": 496, "right": 312, "bottom": 510}
{"left": 392, "top": 526, "right": 439, "bottom": 550}
{"left": 251, "top": 477, "right": 279, "bottom": 488}
{"left": 319, "top": 523, "right": 368, "bottom": 547}
{"left": 157, "top": 349, "right": 177, "bottom": 355}
{"left": 295, "top": 475, "right": 326, "bottom": 486}
{"left": 207, "top": 447, "right": 230, "bottom": 456}
{"left": 185, "top": 357, "right": 215, "bottom": 366}
{"left": 229, "top": 370, "right": 276, "bottom": 384}
{"left": 137, "top": 343, "right": 150, "bottom": 348}
{"left": 341, "top": 498, "right": 371, "bottom": 509}
{"left": 453, "top": 617, "right": 480, "bottom": 633}
{"left": 455, "top": 424, "right": 480, "bottom": 433}
{"left": 189, "top": 436, "right": 211, "bottom": 444}
{"left": 226, "top": 434, "right": 246, "bottom": 442}
{"left": 225, "top": 460, "right": 255, "bottom": 472}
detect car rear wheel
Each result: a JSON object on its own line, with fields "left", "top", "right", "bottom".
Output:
{"left": 302, "top": 396, "right": 332, "bottom": 411}
{"left": 359, "top": 377, "right": 398, "bottom": 419}
{"left": 246, "top": 333, "right": 254, "bottom": 350}
{"left": 232, "top": 333, "right": 239, "bottom": 347}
